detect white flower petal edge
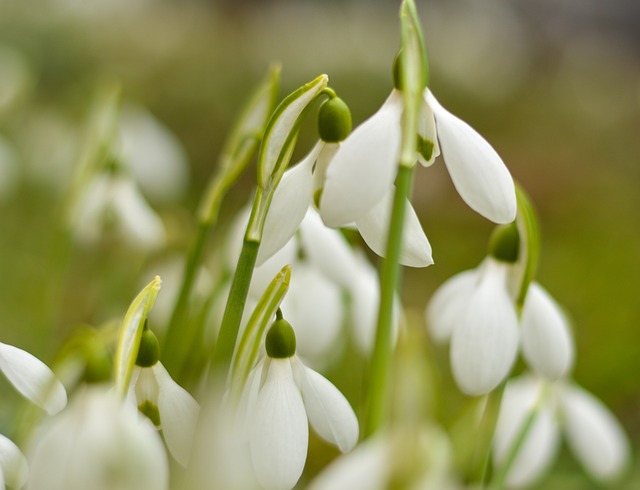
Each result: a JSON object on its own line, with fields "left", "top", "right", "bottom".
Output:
{"left": 153, "top": 363, "right": 200, "bottom": 467}
{"left": 321, "top": 91, "right": 403, "bottom": 227}
{"left": 0, "top": 342, "right": 67, "bottom": 415}
{"left": 493, "top": 377, "right": 560, "bottom": 488}
{"left": 292, "top": 359, "right": 358, "bottom": 453}
{"left": 350, "top": 253, "right": 382, "bottom": 355}
{"left": 560, "top": 384, "right": 629, "bottom": 481}
{"left": 425, "top": 269, "right": 477, "bottom": 343}
{"left": 355, "top": 187, "right": 433, "bottom": 268}
{"left": 250, "top": 359, "right": 308, "bottom": 490}
{"left": 450, "top": 261, "right": 519, "bottom": 395}
{"left": 417, "top": 98, "right": 440, "bottom": 167}
{"left": 257, "top": 143, "right": 321, "bottom": 266}
{"left": 426, "top": 90, "right": 516, "bottom": 224}
{"left": 521, "top": 283, "right": 574, "bottom": 380}
{"left": 0, "top": 433, "right": 28, "bottom": 489}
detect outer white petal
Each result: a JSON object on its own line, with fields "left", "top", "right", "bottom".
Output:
{"left": 307, "top": 436, "right": 388, "bottom": 490}
{"left": 250, "top": 359, "right": 308, "bottom": 490}
{"left": 350, "top": 253, "right": 381, "bottom": 355}
{"left": 293, "top": 359, "right": 358, "bottom": 452}
{"left": 153, "top": 363, "right": 200, "bottom": 467}
{"left": 493, "top": 377, "right": 560, "bottom": 488}
{"left": 257, "top": 143, "right": 321, "bottom": 266}
{"left": 299, "top": 208, "right": 359, "bottom": 290}
{"left": 560, "top": 384, "right": 630, "bottom": 481}
{"left": 425, "top": 269, "right": 478, "bottom": 343}
{"left": 521, "top": 283, "right": 574, "bottom": 380}
{"left": 71, "top": 175, "right": 110, "bottom": 244}
{"left": 355, "top": 187, "right": 433, "bottom": 268}
{"left": 426, "top": 91, "right": 516, "bottom": 224}
{"left": 281, "top": 264, "right": 343, "bottom": 367}
{"left": 250, "top": 236, "right": 298, "bottom": 299}
{"left": 450, "top": 260, "right": 519, "bottom": 395}
{"left": 417, "top": 97, "right": 440, "bottom": 167}
{"left": 0, "top": 434, "right": 28, "bottom": 489}
{"left": 0, "top": 342, "right": 67, "bottom": 415}
{"left": 320, "top": 91, "right": 403, "bottom": 227}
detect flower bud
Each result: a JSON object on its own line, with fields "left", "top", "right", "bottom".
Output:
{"left": 265, "top": 319, "right": 297, "bottom": 358}
{"left": 489, "top": 222, "right": 520, "bottom": 263}
{"left": 318, "top": 96, "right": 352, "bottom": 143}
{"left": 135, "top": 323, "right": 160, "bottom": 367}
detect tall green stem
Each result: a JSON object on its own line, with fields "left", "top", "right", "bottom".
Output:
{"left": 364, "top": 165, "right": 414, "bottom": 437}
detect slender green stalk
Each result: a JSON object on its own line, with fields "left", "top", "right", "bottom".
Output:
{"left": 364, "top": 165, "right": 414, "bottom": 437}
{"left": 473, "top": 386, "right": 505, "bottom": 484}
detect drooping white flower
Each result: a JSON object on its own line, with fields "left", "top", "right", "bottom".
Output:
{"left": 70, "top": 169, "right": 165, "bottom": 250}
{"left": 493, "top": 375, "right": 630, "bottom": 487}
{"left": 320, "top": 88, "right": 516, "bottom": 228}
{"left": 0, "top": 342, "right": 67, "bottom": 415}
{"left": 27, "top": 386, "right": 169, "bottom": 490}
{"left": 0, "top": 434, "right": 28, "bottom": 490}
{"left": 242, "top": 319, "right": 359, "bottom": 490}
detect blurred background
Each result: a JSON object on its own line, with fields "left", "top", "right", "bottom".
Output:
{"left": 0, "top": 0, "right": 638, "bottom": 487}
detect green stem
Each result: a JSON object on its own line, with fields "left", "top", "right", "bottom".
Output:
{"left": 474, "top": 386, "right": 505, "bottom": 485}
{"left": 364, "top": 165, "right": 414, "bottom": 437}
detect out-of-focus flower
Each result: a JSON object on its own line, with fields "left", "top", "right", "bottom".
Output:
{"left": 493, "top": 375, "right": 630, "bottom": 487}
{"left": 27, "top": 386, "right": 169, "bottom": 490}
{"left": 0, "top": 342, "right": 67, "bottom": 415}
{"left": 0, "top": 44, "right": 31, "bottom": 115}
{"left": 241, "top": 319, "right": 358, "bottom": 490}
{"left": 0, "top": 434, "right": 28, "bottom": 490}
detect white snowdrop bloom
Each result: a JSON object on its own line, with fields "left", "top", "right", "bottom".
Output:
{"left": 494, "top": 375, "right": 630, "bottom": 487}
{"left": 0, "top": 434, "right": 28, "bottom": 490}
{"left": 243, "top": 319, "right": 359, "bottom": 490}
{"left": 118, "top": 105, "right": 189, "bottom": 203}
{"left": 320, "top": 89, "right": 516, "bottom": 230}
{"left": 0, "top": 342, "right": 67, "bottom": 415}
{"left": 70, "top": 170, "right": 165, "bottom": 250}
{"left": 448, "top": 258, "right": 520, "bottom": 395}
{"left": 27, "top": 386, "right": 169, "bottom": 490}
{"left": 128, "top": 327, "right": 199, "bottom": 467}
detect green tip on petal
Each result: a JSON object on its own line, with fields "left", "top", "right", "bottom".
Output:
{"left": 489, "top": 221, "right": 520, "bottom": 263}
{"left": 136, "top": 326, "right": 160, "bottom": 367}
{"left": 417, "top": 135, "right": 434, "bottom": 162}
{"left": 265, "top": 319, "right": 296, "bottom": 359}
{"left": 139, "top": 400, "right": 161, "bottom": 427}
{"left": 318, "top": 96, "right": 352, "bottom": 143}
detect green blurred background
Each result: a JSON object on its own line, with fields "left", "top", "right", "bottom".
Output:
{"left": 0, "top": 0, "right": 638, "bottom": 487}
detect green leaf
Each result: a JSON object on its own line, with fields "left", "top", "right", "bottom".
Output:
{"left": 113, "top": 276, "right": 162, "bottom": 398}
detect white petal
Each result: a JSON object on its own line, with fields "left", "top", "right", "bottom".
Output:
{"left": 153, "top": 363, "right": 200, "bottom": 467}
{"left": 320, "top": 91, "right": 403, "bottom": 227}
{"left": 281, "top": 264, "right": 343, "bottom": 367}
{"left": 0, "top": 434, "right": 28, "bottom": 489}
{"left": 293, "top": 359, "right": 358, "bottom": 452}
{"left": 450, "top": 260, "right": 519, "bottom": 395}
{"left": 0, "top": 342, "right": 67, "bottom": 415}
{"left": 560, "top": 384, "right": 630, "bottom": 481}
{"left": 355, "top": 187, "right": 433, "bottom": 268}
{"left": 425, "top": 269, "right": 478, "bottom": 343}
{"left": 250, "top": 359, "right": 308, "bottom": 490}
{"left": 250, "top": 237, "right": 298, "bottom": 300}
{"left": 426, "top": 91, "right": 516, "bottom": 224}
{"left": 307, "top": 436, "right": 388, "bottom": 490}
{"left": 299, "top": 208, "right": 359, "bottom": 290}
{"left": 521, "top": 283, "right": 574, "bottom": 380}
{"left": 349, "top": 253, "right": 381, "bottom": 355}
{"left": 134, "top": 366, "right": 159, "bottom": 406}
{"left": 417, "top": 98, "right": 440, "bottom": 167}
{"left": 493, "top": 377, "right": 560, "bottom": 488}
{"left": 257, "top": 143, "right": 321, "bottom": 266}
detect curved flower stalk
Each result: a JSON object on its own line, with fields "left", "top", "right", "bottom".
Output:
{"left": 27, "top": 386, "right": 169, "bottom": 490}
{"left": 241, "top": 318, "right": 359, "bottom": 490}
{"left": 0, "top": 434, "right": 28, "bottom": 490}
{"left": 320, "top": 87, "right": 517, "bottom": 231}
{"left": 0, "top": 342, "right": 67, "bottom": 415}
{"left": 128, "top": 324, "right": 199, "bottom": 467}
{"left": 493, "top": 375, "right": 630, "bottom": 488}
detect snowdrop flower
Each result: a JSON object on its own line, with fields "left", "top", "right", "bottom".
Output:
{"left": 0, "top": 342, "right": 67, "bottom": 415}
{"left": 27, "top": 386, "right": 169, "bottom": 490}
{"left": 493, "top": 375, "right": 630, "bottom": 487}
{"left": 320, "top": 85, "right": 516, "bottom": 231}
{"left": 242, "top": 318, "right": 359, "bottom": 490}
{"left": 258, "top": 95, "right": 432, "bottom": 268}
{"left": 70, "top": 166, "right": 165, "bottom": 250}
{"left": 0, "top": 434, "right": 28, "bottom": 490}
{"left": 128, "top": 324, "right": 199, "bottom": 467}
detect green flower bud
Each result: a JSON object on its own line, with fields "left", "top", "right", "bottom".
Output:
{"left": 83, "top": 346, "right": 113, "bottom": 384}
{"left": 135, "top": 323, "right": 160, "bottom": 367}
{"left": 265, "top": 319, "right": 296, "bottom": 359}
{"left": 318, "top": 96, "right": 352, "bottom": 143}
{"left": 489, "top": 221, "right": 520, "bottom": 263}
